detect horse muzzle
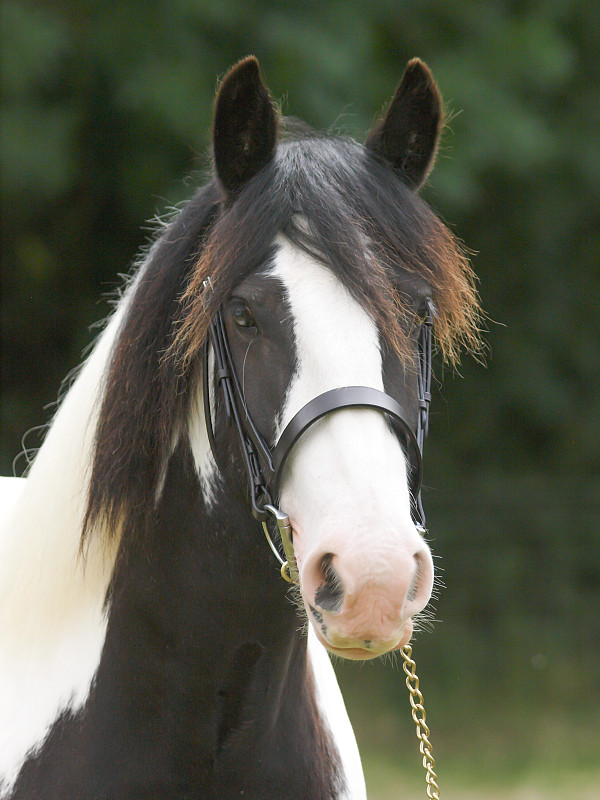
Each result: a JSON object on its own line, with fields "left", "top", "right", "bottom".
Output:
{"left": 296, "top": 527, "right": 434, "bottom": 660}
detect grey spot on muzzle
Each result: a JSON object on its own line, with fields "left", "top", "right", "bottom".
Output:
{"left": 314, "top": 553, "right": 344, "bottom": 613}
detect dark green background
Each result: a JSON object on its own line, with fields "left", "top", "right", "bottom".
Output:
{"left": 2, "top": 0, "right": 599, "bottom": 792}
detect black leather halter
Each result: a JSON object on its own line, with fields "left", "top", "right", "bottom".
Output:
{"left": 203, "top": 297, "right": 434, "bottom": 581}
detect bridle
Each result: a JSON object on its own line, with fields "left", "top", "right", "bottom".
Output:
{"left": 203, "top": 288, "right": 435, "bottom": 584}
{"left": 204, "top": 290, "right": 435, "bottom": 583}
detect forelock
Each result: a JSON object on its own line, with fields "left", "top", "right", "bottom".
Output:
{"left": 172, "top": 130, "right": 481, "bottom": 370}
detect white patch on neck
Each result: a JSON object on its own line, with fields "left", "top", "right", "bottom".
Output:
{"left": 308, "top": 627, "right": 367, "bottom": 799}
{"left": 0, "top": 289, "right": 131, "bottom": 793}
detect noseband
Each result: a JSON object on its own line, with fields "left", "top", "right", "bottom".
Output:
{"left": 203, "top": 296, "right": 434, "bottom": 583}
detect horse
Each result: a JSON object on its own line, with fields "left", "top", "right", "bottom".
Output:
{"left": 0, "top": 57, "right": 480, "bottom": 799}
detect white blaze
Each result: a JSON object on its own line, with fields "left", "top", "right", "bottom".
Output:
{"left": 272, "top": 237, "right": 418, "bottom": 560}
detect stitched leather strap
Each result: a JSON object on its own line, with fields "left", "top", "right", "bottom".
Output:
{"left": 272, "top": 386, "right": 422, "bottom": 495}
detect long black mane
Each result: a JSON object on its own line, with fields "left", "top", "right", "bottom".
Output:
{"left": 84, "top": 130, "right": 479, "bottom": 547}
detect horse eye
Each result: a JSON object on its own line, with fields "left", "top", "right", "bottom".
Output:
{"left": 232, "top": 302, "right": 256, "bottom": 328}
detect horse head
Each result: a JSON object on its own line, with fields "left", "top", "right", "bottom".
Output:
{"left": 163, "top": 57, "right": 479, "bottom": 659}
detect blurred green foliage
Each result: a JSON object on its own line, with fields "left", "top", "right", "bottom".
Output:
{"left": 1, "top": 0, "right": 599, "bottom": 783}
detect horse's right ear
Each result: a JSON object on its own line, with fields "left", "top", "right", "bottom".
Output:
{"left": 366, "top": 58, "right": 443, "bottom": 190}
{"left": 213, "top": 57, "right": 279, "bottom": 199}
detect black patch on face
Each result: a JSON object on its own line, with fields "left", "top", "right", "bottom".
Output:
{"left": 221, "top": 265, "right": 296, "bottom": 446}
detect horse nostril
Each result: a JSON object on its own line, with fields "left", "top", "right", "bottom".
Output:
{"left": 314, "top": 553, "right": 344, "bottom": 613}
{"left": 405, "top": 549, "right": 433, "bottom": 613}
{"left": 406, "top": 555, "right": 421, "bottom": 603}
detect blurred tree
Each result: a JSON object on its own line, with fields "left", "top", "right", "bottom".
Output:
{"left": 1, "top": 0, "right": 599, "bottom": 745}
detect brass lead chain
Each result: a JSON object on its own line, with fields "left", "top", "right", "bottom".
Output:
{"left": 401, "top": 645, "right": 441, "bottom": 799}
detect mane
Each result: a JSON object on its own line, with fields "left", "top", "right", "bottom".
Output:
{"left": 83, "top": 130, "right": 481, "bottom": 545}
{"left": 82, "top": 182, "right": 222, "bottom": 544}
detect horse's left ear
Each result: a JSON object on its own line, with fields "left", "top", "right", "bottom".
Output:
{"left": 213, "top": 56, "right": 279, "bottom": 199}
{"left": 366, "top": 58, "right": 443, "bottom": 190}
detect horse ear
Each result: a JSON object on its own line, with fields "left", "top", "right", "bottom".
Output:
{"left": 366, "top": 58, "right": 443, "bottom": 190}
{"left": 213, "top": 56, "right": 279, "bottom": 198}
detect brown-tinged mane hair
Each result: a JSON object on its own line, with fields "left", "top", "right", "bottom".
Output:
{"left": 83, "top": 128, "right": 481, "bottom": 546}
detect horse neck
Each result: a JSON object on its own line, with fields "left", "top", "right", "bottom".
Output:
{"left": 0, "top": 281, "right": 312, "bottom": 789}
{"left": 82, "top": 443, "right": 310, "bottom": 776}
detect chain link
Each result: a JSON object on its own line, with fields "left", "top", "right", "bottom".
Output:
{"left": 401, "top": 645, "right": 441, "bottom": 799}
